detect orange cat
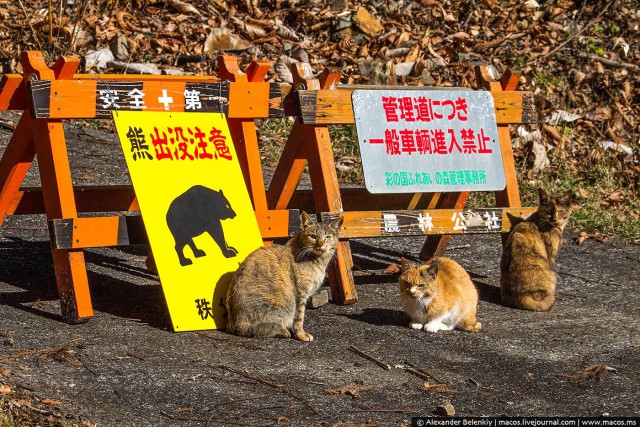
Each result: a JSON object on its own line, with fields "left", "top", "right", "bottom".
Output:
{"left": 398, "top": 257, "right": 481, "bottom": 333}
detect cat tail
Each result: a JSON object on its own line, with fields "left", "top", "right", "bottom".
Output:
{"left": 502, "top": 288, "right": 555, "bottom": 312}
{"left": 230, "top": 321, "right": 291, "bottom": 339}
{"left": 517, "top": 290, "right": 555, "bottom": 312}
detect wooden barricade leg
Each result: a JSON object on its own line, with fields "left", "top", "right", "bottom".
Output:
{"left": 218, "top": 56, "right": 270, "bottom": 213}
{"left": 476, "top": 66, "right": 522, "bottom": 244}
{"left": 304, "top": 123, "right": 357, "bottom": 304}
{"left": 419, "top": 191, "right": 470, "bottom": 260}
{"left": 22, "top": 52, "right": 92, "bottom": 323}
{"left": 267, "top": 64, "right": 357, "bottom": 303}
{"left": 32, "top": 118, "right": 92, "bottom": 322}
{"left": 0, "top": 113, "right": 36, "bottom": 227}
{"left": 266, "top": 122, "right": 307, "bottom": 210}
{"left": 292, "top": 64, "right": 357, "bottom": 304}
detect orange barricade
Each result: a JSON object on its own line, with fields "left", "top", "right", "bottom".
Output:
{"left": 0, "top": 51, "right": 537, "bottom": 324}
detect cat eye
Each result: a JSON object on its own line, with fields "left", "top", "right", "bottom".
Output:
{"left": 326, "top": 235, "right": 332, "bottom": 240}
{"left": 558, "top": 210, "right": 565, "bottom": 214}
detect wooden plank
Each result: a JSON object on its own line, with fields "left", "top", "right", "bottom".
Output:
{"left": 297, "top": 89, "right": 535, "bottom": 125}
{"left": 0, "top": 74, "right": 26, "bottom": 111}
{"left": 492, "top": 91, "right": 536, "bottom": 124}
{"left": 321, "top": 207, "right": 536, "bottom": 239}
{"left": 9, "top": 186, "right": 441, "bottom": 216}
{"left": 50, "top": 210, "right": 301, "bottom": 249}
{"left": 50, "top": 216, "right": 147, "bottom": 249}
{"left": 28, "top": 80, "right": 284, "bottom": 119}
{"left": 9, "top": 185, "right": 138, "bottom": 215}
{"left": 255, "top": 209, "right": 302, "bottom": 239}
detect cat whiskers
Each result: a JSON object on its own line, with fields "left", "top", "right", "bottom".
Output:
{"left": 296, "top": 246, "right": 314, "bottom": 261}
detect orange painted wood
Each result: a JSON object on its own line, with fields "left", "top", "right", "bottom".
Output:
{"left": 52, "top": 56, "right": 80, "bottom": 79}
{"left": 266, "top": 122, "right": 307, "bottom": 210}
{"left": 228, "top": 81, "right": 270, "bottom": 119}
{"left": 218, "top": 55, "right": 248, "bottom": 83}
{"left": 51, "top": 249, "right": 92, "bottom": 323}
{"left": 31, "top": 117, "right": 92, "bottom": 322}
{"left": 305, "top": 124, "right": 357, "bottom": 304}
{"left": 219, "top": 57, "right": 271, "bottom": 213}
{"left": 29, "top": 79, "right": 283, "bottom": 119}
{"left": 9, "top": 185, "right": 138, "bottom": 215}
{"left": 297, "top": 88, "right": 535, "bottom": 125}
{"left": 52, "top": 216, "right": 137, "bottom": 249}
{"left": 245, "top": 61, "right": 271, "bottom": 83}
{"left": 0, "top": 74, "right": 26, "bottom": 111}
{"left": 323, "top": 207, "right": 536, "bottom": 238}
{"left": 254, "top": 209, "right": 300, "bottom": 239}
{"left": 21, "top": 51, "right": 55, "bottom": 80}
{"left": 140, "top": 80, "right": 186, "bottom": 112}
{"left": 0, "top": 113, "right": 36, "bottom": 227}
{"left": 292, "top": 62, "right": 321, "bottom": 90}
{"left": 419, "top": 191, "right": 470, "bottom": 260}
{"left": 475, "top": 66, "right": 523, "bottom": 239}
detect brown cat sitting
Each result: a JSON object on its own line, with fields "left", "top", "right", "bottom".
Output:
{"left": 399, "top": 257, "right": 482, "bottom": 333}
{"left": 225, "top": 212, "right": 343, "bottom": 341}
{"left": 500, "top": 188, "right": 575, "bottom": 311}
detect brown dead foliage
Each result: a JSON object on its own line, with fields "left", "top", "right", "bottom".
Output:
{"left": 0, "top": 0, "right": 638, "bottom": 238}
{"left": 568, "top": 363, "right": 617, "bottom": 388}
{"left": 325, "top": 382, "right": 374, "bottom": 398}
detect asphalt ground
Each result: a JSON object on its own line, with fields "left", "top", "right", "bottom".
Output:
{"left": 1, "top": 119, "right": 639, "bottom": 426}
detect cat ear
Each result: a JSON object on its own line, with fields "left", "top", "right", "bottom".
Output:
{"left": 329, "top": 215, "right": 344, "bottom": 233}
{"left": 423, "top": 261, "right": 439, "bottom": 280}
{"left": 560, "top": 190, "right": 575, "bottom": 205}
{"left": 538, "top": 187, "right": 549, "bottom": 203}
{"left": 300, "top": 211, "right": 315, "bottom": 229}
{"left": 400, "top": 257, "right": 413, "bottom": 273}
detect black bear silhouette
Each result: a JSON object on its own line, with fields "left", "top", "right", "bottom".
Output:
{"left": 166, "top": 185, "right": 238, "bottom": 266}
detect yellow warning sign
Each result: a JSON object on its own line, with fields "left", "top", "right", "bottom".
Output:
{"left": 113, "top": 111, "right": 263, "bottom": 332}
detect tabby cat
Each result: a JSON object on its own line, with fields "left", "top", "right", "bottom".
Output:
{"left": 398, "top": 257, "right": 482, "bottom": 333}
{"left": 500, "top": 188, "right": 575, "bottom": 311}
{"left": 225, "top": 211, "right": 343, "bottom": 341}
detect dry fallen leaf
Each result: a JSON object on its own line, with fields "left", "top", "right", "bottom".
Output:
{"left": 0, "top": 384, "right": 11, "bottom": 395}
{"left": 383, "top": 263, "right": 401, "bottom": 274}
{"left": 325, "top": 383, "right": 374, "bottom": 398}
{"left": 41, "top": 398, "right": 62, "bottom": 405}
{"left": 423, "top": 382, "right": 457, "bottom": 394}
{"left": 167, "top": 0, "right": 203, "bottom": 17}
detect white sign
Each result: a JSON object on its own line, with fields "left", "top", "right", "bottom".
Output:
{"left": 352, "top": 90, "right": 506, "bottom": 193}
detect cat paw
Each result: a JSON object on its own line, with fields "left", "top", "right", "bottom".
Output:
{"left": 424, "top": 323, "right": 444, "bottom": 333}
{"left": 295, "top": 331, "right": 313, "bottom": 342}
{"left": 409, "top": 322, "right": 424, "bottom": 330}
